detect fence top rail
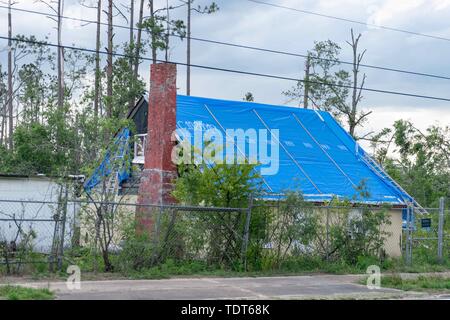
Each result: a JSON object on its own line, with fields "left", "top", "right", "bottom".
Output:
{"left": 0, "top": 198, "right": 445, "bottom": 213}
{"left": 0, "top": 218, "right": 60, "bottom": 222}
{"left": 251, "top": 203, "right": 407, "bottom": 210}
{"left": 0, "top": 199, "right": 247, "bottom": 212}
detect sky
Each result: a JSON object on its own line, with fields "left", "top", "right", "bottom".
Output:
{"left": 1, "top": 0, "right": 449, "bottom": 151}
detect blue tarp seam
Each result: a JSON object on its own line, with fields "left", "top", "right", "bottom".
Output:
{"left": 84, "top": 95, "right": 415, "bottom": 205}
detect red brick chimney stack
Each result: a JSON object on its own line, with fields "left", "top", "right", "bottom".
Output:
{"left": 136, "top": 63, "right": 178, "bottom": 234}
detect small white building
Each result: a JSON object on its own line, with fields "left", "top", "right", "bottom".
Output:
{"left": 0, "top": 174, "right": 83, "bottom": 253}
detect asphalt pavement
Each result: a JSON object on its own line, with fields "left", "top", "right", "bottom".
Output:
{"left": 12, "top": 274, "right": 416, "bottom": 300}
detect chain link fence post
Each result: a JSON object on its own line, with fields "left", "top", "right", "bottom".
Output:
{"left": 49, "top": 196, "right": 63, "bottom": 273}
{"left": 57, "top": 185, "right": 69, "bottom": 271}
{"left": 410, "top": 205, "right": 415, "bottom": 265}
{"left": 150, "top": 205, "right": 163, "bottom": 266}
{"left": 326, "top": 206, "right": 330, "bottom": 261}
{"left": 405, "top": 203, "right": 412, "bottom": 266}
{"left": 437, "top": 197, "right": 445, "bottom": 263}
{"left": 241, "top": 195, "right": 253, "bottom": 271}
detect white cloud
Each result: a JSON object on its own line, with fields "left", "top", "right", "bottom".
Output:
{"left": 0, "top": 0, "right": 449, "bottom": 139}
{"left": 368, "top": 0, "right": 425, "bottom": 25}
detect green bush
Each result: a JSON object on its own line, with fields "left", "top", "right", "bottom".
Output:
{"left": 0, "top": 285, "right": 54, "bottom": 300}
{"left": 115, "top": 221, "right": 154, "bottom": 272}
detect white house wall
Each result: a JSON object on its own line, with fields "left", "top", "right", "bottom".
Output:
{"left": 0, "top": 176, "right": 79, "bottom": 253}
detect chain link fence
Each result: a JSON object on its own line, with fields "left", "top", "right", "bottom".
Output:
{"left": 0, "top": 199, "right": 79, "bottom": 274}
{"left": 403, "top": 198, "right": 449, "bottom": 265}
{"left": 0, "top": 197, "right": 448, "bottom": 275}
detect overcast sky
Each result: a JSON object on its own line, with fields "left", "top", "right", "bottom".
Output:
{"left": 1, "top": 0, "right": 449, "bottom": 150}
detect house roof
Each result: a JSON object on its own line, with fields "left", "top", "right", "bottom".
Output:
{"left": 0, "top": 173, "right": 85, "bottom": 181}
{"left": 130, "top": 95, "right": 413, "bottom": 205}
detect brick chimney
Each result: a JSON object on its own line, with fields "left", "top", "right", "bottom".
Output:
{"left": 136, "top": 63, "right": 178, "bottom": 234}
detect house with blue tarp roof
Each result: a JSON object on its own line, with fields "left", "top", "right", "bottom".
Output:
{"left": 103, "top": 94, "right": 414, "bottom": 205}
{"left": 84, "top": 89, "right": 422, "bottom": 257}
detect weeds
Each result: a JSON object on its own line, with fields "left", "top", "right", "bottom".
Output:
{"left": 0, "top": 285, "right": 54, "bottom": 300}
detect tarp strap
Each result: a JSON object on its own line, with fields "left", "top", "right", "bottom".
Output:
{"left": 252, "top": 109, "right": 322, "bottom": 194}
{"left": 320, "top": 114, "right": 410, "bottom": 205}
{"left": 291, "top": 113, "right": 357, "bottom": 189}
{"left": 360, "top": 153, "right": 412, "bottom": 204}
{"left": 203, "top": 104, "right": 274, "bottom": 192}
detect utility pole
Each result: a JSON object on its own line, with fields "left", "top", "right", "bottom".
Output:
{"left": 94, "top": 0, "right": 101, "bottom": 119}
{"left": 185, "top": 1, "right": 218, "bottom": 96}
{"left": 186, "top": 0, "right": 191, "bottom": 96}
{"left": 57, "top": 0, "right": 65, "bottom": 111}
{"left": 106, "top": 0, "right": 113, "bottom": 118}
{"left": 303, "top": 55, "right": 311, "bottom": 109}
{"left": 128, "top": 0, "right": 135, "bottom": 111}
{"left": 7, "top": 0, "right": 13, "bottom": 149}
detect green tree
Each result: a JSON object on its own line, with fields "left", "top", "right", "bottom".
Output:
{"left": 371, "top": 120, "right": 450, "bottom": 207}
{"left": 243, "top": 92, "right": 254, "bottom": 102}
{"left": 173, "top": 161, "right": 262, "bottom": 207}
{"left": 172, "top": 156, "right": 263, "bottom": 267}
{"left": 12, "top": 122, "right": 55, "bottom": 174}
{"left": 283, "top": 40, "right": 349, "bottom": 114}
{"left": 284, "top": 30, "right": 372, "bottom": 139}
{"left": 141, "top": 5, "right": 186, "bottom": 62}
{"left": 110, "top": 45, "right": 146, "bottom": 119}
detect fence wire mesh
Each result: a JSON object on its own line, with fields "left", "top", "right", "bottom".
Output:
{"left": 403, "top": 204, "right": 450, "bottom": 265}
{"left": 0, "top": 199, "right": 79, "bottom": 274}
{"left": 0, "top": 198, "right": 448, "bottom": 275}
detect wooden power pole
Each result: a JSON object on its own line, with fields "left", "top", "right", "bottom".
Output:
{"left": 106, "top": 0, "right": 113, "bottom": 118}
{"left": 7, "top": 0, "right": 13, "bottom": 149}
{"left": 186, "top": 0, "right": 191, "bottom": 96}
{"left": 303, "top": 55, "right": 311, "bottom": 109}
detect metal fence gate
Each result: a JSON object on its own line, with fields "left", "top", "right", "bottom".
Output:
{"left": 404, "top": 197, "right": 449, "bottom": 265}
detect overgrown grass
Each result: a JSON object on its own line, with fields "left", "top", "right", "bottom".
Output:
{"left": 3, "top": 248, "right": 450, "bottom": 281}
{"left": 120, "top": 256, "right": 450, "bottom": 280}
{"left": 376, "top": 257, "right": 450, "bottom": 274}
{"left": 380, "top": 275, "right": 450, "bottom": 292}
{"left": 120, "top": 257, "right": 383, "bottom": 280}
{"left": 0, "top": 285, "right": 54, "bottom": 300}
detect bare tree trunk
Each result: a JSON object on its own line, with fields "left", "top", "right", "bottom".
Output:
{"left": 350, "top": 33, "right": 358, "bottom": 137}
{"left": 128, "top": 0, "right": 135, "bottom": 111}
{"left": 129, "top": 0, "right": 135, "bottom": 55}
{"left": 150, "top": 0, "right": 157, "bottom": 64}
{"left": 133, "top": 0, "right": 144, "bottom": 79}
{"left": 303, "top": 55, "right": 310, "bottom": 109}
{"left": 106, "top": 0, "right": 113, "bottom": 118}
{"left": 94, "top": 0, "right": 102, "bottom": 119}
{"left": 0, "top": 107, "right": 5, "bottom": 147}
{"left": 348, "top": 29, "right": 366, "bottom": 138}
{"left": 186, "top": 0, "right": 191, "bottom": 96}
{"left": 57, "top": 0, "right": 65, "bottom": 110}
{"left": 165, "top": 0, "right": 169, "bottom": 62}
{"left": 7, "top": 0, "right": 13, "bottom": 149}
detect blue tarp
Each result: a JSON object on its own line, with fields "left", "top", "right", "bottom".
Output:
{"left": 84, "top": 95, "right": 412, "bottom": 205}
{"left": 402, "top": 207, "right": 416, "bottom": 229}
{"left": 84, "top": 128, "right": 131, "bottom": 193}
{"left": 175, "top": 95, "right": 411, "bottom": 205}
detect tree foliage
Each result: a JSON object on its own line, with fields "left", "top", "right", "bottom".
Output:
{"left": 371, "top": 120, "right": 450, "bottom": 207}
{"left": 173, "top": 161, "right": 262, "bottom": 208}
{"left": 284, "top": 30, "right": 371, "bottom": 139}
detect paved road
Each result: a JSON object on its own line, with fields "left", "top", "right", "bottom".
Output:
{"left": 14, "top": 274, "right": 415, "bottom": 300}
